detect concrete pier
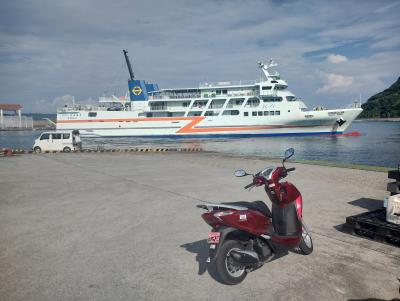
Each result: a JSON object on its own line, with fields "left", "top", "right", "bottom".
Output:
{"left": 0, "top": 152, "right": 399, "bottom": 301}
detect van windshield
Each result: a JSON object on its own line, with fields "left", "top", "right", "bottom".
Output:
{"left": 40, "top": 133, "right": 50, "bottom": 140}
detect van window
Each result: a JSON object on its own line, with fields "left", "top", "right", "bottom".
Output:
{"left": 40, "top": 133, "right": 50, "bottom": 140}
{"left": 52, "top": 133, "right": 62, "bottom": 139}
{"left": 63, "top": 133, "right": 70, "bottom": 139}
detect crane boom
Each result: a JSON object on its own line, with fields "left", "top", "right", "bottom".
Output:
{"left": 123, "top": 50, "right": 135, "bottom": 81}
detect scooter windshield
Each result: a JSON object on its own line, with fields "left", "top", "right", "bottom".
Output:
{"left": 260, "top": 167, "right": 274, "bottom": 178}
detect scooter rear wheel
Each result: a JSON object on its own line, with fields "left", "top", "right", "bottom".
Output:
{"left": 215, "top": 240, "right": 247, "bottom": 285}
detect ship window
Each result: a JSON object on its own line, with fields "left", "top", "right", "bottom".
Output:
{"left": 262, "top": 86, "right": 272, "bottom": 90}
{"left": 252, "top": 112, "right": 257, "bottom": 116}
{"left": 62, "top": 133, "right": 70, "bottom": 139}
{"left": 88, "top": 112, "right": 97, "bottom": 117}
{"left": 146, "top": 113, "right": 153, "bottom": 118}
{"left": 222, "top": 89, "right": 227, "bottom": 94}
{"left": 270, "top": 111, "right": 275, "bottom": 115}
{"left": 222, "top": 110, "right": 239, "bottom": 116}
{"left": 52, "top": 133, "right": 62, "bottom": 140}
{"left": 244, "top": 112, "right": 248, "bottom": 116}
{"left": 234, "top": 98, "right": 244, "bottom": 105}
{"left": 246, "top": 97, "right": 260, "bottom": 107}
{"left": 171, "top": 112, "right": 185, "bottom": 117}
{"left": 262, "top": 97, "right": 282, "bottom": 102}
{"left": 40, "top": 133, "right": 50, "bottom": 140}
{"left": 264, "top": 111, "right": 269, "bottom": 116}
{"left": 205, "top": 111, "right": 217, "bottom": 116}
{"left": 271, "top": 80, "right": 278, "bottom": 83}
{"left": 216, "top": 90, "right": 221, "bottom": 95}
{"left": 258, "top": 111, "right": 263, "bottom": 116}
{"left": 286, "top": 96, "right": 296, "bottom": 102}
{"left": 275, "top": 111, "right": 280, "bottom": 115}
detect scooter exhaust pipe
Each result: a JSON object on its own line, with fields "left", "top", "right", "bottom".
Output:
{"left": 230, "top": 250, "right": 260, "bottom": 264}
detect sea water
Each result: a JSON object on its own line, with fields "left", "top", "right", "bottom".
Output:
{"left": 1, "top": 121, "right": 399, "bottom": 168}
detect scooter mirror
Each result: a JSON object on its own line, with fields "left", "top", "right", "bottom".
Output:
{"left": 234, "top": 169, "right": 247, "bottom": 177}
{"left": 284, "top": 148, "right": 294, "bottom": 161}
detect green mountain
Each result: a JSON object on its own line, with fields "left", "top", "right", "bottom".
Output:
{"left": 359, "top": 77, "right": 400, "bottom": 118}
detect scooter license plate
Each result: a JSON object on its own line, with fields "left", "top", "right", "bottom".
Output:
{"left": 208, "top": 232, "right": 220, "bottom": 244}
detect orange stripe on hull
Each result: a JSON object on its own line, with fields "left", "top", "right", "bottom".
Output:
{"left": 57, "top": 116, "right": 318, "bottom": 134}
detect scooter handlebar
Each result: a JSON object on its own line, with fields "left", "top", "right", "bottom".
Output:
{"left": 286, "top": 167, "right": 296, "bottom": 172}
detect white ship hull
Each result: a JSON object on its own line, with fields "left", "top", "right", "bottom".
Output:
{"left": 57, "top": 108, "right": 362, "bottom": 138}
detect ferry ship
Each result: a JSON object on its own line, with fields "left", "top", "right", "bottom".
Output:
{"left": 56, "top": 51, "right": 362, "bottom": 138}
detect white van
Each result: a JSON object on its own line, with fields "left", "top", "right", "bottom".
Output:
{"left": 33, "top": 130, "right": 80, "bottom": 153}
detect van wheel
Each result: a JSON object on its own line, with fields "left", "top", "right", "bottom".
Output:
{"left": 63, "top": 147, "right": 71, "bottom": 153}
{"left": 34, "top": 147, "right": 41, "bottom": 153}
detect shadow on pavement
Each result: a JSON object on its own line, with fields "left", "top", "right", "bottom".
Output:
{"left": 347, "top": 198, "right": 383, "bottom": 210}
{"left": 180, "top": 239, "right": 209, "bottom": 276}
{"left": 180, "top": 239, "right": 224, "bottom": 284}
{"left": 334, "top": 197, "right": 384, "bottom": 233}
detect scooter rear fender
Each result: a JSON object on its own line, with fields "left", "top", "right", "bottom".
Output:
{"left": 207, "top": 227, "right": 250, "bottom": 263}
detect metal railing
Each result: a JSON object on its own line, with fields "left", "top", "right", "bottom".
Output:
{"left": 149, "top": 92, "right": 201, "bottom": 100}
{"left": 199, "top": 79, "right": 261, "bottom": 88}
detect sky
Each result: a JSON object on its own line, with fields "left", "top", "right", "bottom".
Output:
{"left": 0, "top": 0, "right": 400, "bottom": 113}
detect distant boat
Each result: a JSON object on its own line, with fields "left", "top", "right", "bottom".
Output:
{"left": 56, "top": 51, "right": 362, "bottom": 138}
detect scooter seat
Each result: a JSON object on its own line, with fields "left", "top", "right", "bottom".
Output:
{"left": 222, "top": 201, "right": 272, "bottom": 218}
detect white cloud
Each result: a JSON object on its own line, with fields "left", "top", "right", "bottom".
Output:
{"left": 317, "top": 73, "right": 354, "bottom": 94}
{"left": 326, "top": 54, "right": 348, "bottom": 64}
{"left": 0, "top": 0, "right": 399, "bottom": 110}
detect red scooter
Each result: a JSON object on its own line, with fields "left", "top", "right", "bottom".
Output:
{"left": 197, "top": 148, "right": 313, "bottom": 285}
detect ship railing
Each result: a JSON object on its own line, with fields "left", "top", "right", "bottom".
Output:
{"left": 150, "top": 106, "right": 190, "bottom": 111}
{"left": 58, "top": 105, "right": 109, "bottom": 112}
{"left": 341, "top": 101, "right": 362, "bottom": 109}
{"left": 199, "top": 79, "right": 260, "bottom": 88}
{"left": 149, "top": 93, "right": 201, "bottom": 100}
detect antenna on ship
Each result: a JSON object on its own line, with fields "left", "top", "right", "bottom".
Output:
{"left": 123, "top": 50, "right": 135, "bottom": 81}
{"left": 258, "top": 58, "right": 278, "bottom": 78}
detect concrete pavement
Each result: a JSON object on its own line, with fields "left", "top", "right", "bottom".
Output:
{"left": 0, "top": 152, "right": 399, "bottom": 301}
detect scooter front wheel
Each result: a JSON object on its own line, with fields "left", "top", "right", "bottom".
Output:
{"left": 215, "top": 240, "right": 247, "bottom": 285}
{"left": 299, "top": 225, "right": 313, "bottom": 255}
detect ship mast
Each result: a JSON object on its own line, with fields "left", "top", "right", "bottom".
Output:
{"left": 123, "top": 50, "right": 135, "bottom": 81}
{"left": 258, "top": 59, "right": 278, "bottom": 78}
